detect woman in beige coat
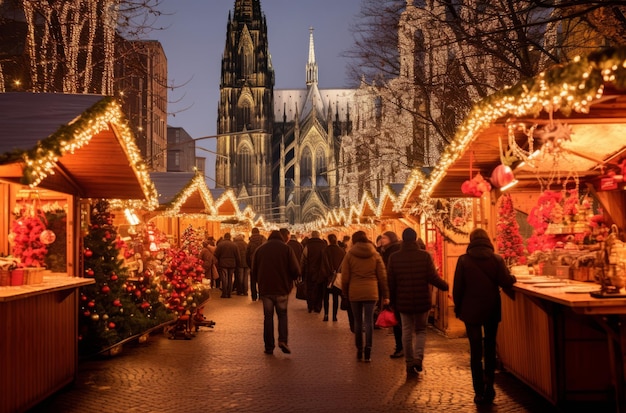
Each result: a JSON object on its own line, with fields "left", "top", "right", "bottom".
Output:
{"left": 341, "top": 231, "right": 389, "bottom": 362}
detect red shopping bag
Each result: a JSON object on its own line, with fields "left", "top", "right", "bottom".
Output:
{"left": 375, "top": 308, "right": 398, "bottom": 328}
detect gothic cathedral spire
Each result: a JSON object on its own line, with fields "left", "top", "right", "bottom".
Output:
{"left": 216, "top": 0, "right": 274, "bottom": 216}
{"left": 306, "top": 27, "right": 318, "bottom": 86}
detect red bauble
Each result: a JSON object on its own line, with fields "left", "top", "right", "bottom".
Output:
{"left": 134, "top": 290, "right": 142, "bottom": 298}
{"left": 101, "top": 285, "right": 111, "bottom": 294}
{"left": 88, "top": 301, "right": 95, "bottom": 308}
{"left": 84, "top": 248, "right": 93, "bottom": 257}
{"left": 86, "top": 268, "right": 94, "bottom": 277}
{"left": 108, "top": 322, "right": 116, "bottom": 329}
{"left": 83, "top": 310, "right": 91, "bottom": 317}
{"left": 491, "top": 164, "right": 515, "bottom": 188}
{"left": 113, "top": 299, "right": 122, "bottom": 307}
{"left": 110, "top": 274, "right": 118, "bottom": 281}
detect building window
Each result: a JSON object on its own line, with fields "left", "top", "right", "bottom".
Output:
{"left": 300, "top": 148, "right": 312, "bottom": 183}
{"left": 238, "top": 147, "right": 251, "bottom": 186}
{"left": 316, "top": 147, "right": 326, "bottom": 176}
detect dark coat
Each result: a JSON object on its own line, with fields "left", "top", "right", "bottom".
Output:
{"left": 452, "top": 238, "right": 517, "bottom": 324}
{"left": 234, "top": 238, "right": 248, "bottom": 269}
{"left": 381, "top": 242, "right": 401, "bottom": 267}
{"left": 321, "top": 243, "right": 346, "bottom": 285}
{"left": 300, "top": 237, "right": 327, "bottom": 283}
{"left": 387, "top": 241, "right": 449, "bottom": 314}
{"left": 214, "top": 239, "right": 241, "bottom": 269}
{"left": 252, "top": 232, "right": 301, "bottom": 296}
{"left": 246, "top": 233, "right": 266, "bottom": 268}
{"left": 287, "top": 239, "right": 304, "bottom": 261}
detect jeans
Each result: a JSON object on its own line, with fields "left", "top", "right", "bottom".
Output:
{"left": 261, "top": 294, "right": 289, "bottom": 351}
{"left": 220, "top": 267, "right": 235, "bottom": 297}
{"left": 392, "top": 308, "right": 403, "bottom": 352}
{"left": 237, "top": 267, "right": 250, "bottom": 294}
{"left": 350, "top": 300, "right": 376, "bottom": 350}
{"left": 400, "top": 311, "right": 429, "bottom": 368}
{"left": 323, "top": 286, "right": 341, "bottom": 319}
{"left": 306, "top": 278, "right": 324, "bottom": 312}
{"left": 464, "top": 320, "right": 499, "bottom": 395}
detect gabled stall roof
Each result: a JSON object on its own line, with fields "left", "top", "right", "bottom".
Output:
{"left": 0, "top": 93, "right": 157, "bottom": 205}
{"left": 150, "top": 172, "right": 217, "bottom": 216}
{"left": 426, "top": 47, "right": 626, "bottom": 199}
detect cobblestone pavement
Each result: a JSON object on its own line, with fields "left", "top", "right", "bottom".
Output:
{"left": 30, "top": 288, "right": 564, "bottom": 413}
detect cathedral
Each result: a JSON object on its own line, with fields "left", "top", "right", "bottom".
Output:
{"left": 216, "top": 0, "right": 431, "bottom": 224}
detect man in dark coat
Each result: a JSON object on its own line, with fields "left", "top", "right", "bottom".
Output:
{"left": 233, "top": 234, "right": 249, "bottom": 296}
{"left": 246, "top": 228, "right": 266, "bottom": 301}
{"left": 300, "top": 230, "right": 328, "bottom": 313}
{"left": 252, "top": 230, "right": 301, "bottom": 355}
{"left": 214, "top": 232, "right": 241, "bottom": 298}
{"left": 321, "top": 234, "right": 346, "bottom": 322}
{"left": 387, "top": 228, "right": 449, "bottom": 377}
{"left": 453, "top": 228, "right": 516, "bottom": 405}
{"left": 287, "top": 234, "right": 304, "bottom": 262}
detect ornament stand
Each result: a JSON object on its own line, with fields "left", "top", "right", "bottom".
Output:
{"left": 167, "top": 299, "right": 214, "bottom": 340}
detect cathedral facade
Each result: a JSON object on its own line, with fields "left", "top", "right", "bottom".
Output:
{"left": 216, "top": 0, "right": 427, "bottom": 224}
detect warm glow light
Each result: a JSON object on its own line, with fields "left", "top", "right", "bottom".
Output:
{"left": 500, "top": 179, "right": 519, "bottom": 191}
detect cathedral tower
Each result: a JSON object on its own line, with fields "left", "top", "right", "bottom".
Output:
{"left": 216, "top": 0, "right": 275, "bottom": 216}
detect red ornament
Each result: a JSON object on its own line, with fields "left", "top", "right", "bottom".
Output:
{"left": 113, "top": 299, "right": 122, "bottom": 307}
{"left": 86, "top": 268, "right": 94, "bottom": 277}
{"left": 101, "top": 285, "right": 111, "bottom": 294}
{"left": 110, "top": 274, "right": 118, "bottom": 281}
{"left": 84, "top": 248, "right": 93, "bottom": 257}
{"left": 40, "top": 230, "right": 56, "bottom": 245}
{"left": 88, "top": 301, "right": 95, "bottom": 308}
{"left": 108, "top": 322, "right": 116, "bottom": 329}
{"left": 490, "top": 164, "right": 515, "bottom": 188}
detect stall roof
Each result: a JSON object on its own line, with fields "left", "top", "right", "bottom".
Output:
{"left": 426, "top": 48, "right": 626, "bottom": 199}
{"left": 0, "top": 93, "right": 157, "bottom": 204}
{"left": 150, "top": 172, "right": 217, "bottom": 216}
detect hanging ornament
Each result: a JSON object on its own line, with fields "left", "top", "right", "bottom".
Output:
{"left": 39, "top": 229, "right": 56, "bottom": 245}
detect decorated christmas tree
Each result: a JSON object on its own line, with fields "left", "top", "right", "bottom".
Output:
{"left": 78, "top": 200, "right": 165, "bottom": 355}
{"left": 160, "top": 226, "right": 210, "bottom": 318}
{"left": 496, "top": 194, "right": 526, "bottom": 266}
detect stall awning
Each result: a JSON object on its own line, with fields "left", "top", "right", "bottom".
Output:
{"left": 150, "top": 172, "right": 217, "bottom": 216}
{"left": 0, "top": 93, "right": 157, "bottom": 204}
{"left": 427, "top": 49, "right": 626, "bottom": 199}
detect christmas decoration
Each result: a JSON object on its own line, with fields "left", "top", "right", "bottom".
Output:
{"left": 78, "top": 200, "right": 171, "bottom": 356}
{"left": 496, "top": 194, "right": 526, "bottom": 266}
{"left": 10, "top": 202, "right": 49, "bottom": 267}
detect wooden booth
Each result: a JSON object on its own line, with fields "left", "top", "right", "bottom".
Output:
{"left": 0, "top": 93, "right": 157, "bottom": 413}
{"left": 422, "top": 48, "right": 626, "bottom": 410}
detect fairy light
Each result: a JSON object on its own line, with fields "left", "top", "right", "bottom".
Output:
{"left": 19, "top": 97, "right": 158, "bottom": 209}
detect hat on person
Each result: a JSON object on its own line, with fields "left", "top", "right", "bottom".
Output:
{"left": 402, "top": 228, "right": 417, "bottom": 242}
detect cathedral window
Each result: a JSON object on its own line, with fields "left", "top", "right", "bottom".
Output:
{"left": 238, "top": 146, "right": 252, "bottom": 186}
{"left": 316, "top": 148, "right": 326, "bottom": 176}
{"left": 300, "top": 148, "right": 312, "bottom": 185}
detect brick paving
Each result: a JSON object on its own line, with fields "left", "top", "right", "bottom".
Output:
{"left": 29, "top": 288, "right": 563, "bottom": 413}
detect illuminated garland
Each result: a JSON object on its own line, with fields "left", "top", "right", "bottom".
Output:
{"left": 0, "top": 96, "right": 158, "bottom": 209}
{"left": 422, "top": 46, "right": 626, "bottom": 200}
{"left": 163, "top": 173, "right": 217, "bottom": 217}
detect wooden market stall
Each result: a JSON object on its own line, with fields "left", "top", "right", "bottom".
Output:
{"left": 420, "top": 48, "right": 626, "bottom": 410}
{"left": 0, "top": 93, "right": 157, "bottom": 413}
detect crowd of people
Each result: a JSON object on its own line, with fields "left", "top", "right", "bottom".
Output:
{"left": 197, "top": 226, "right": 516, "bottom": 405}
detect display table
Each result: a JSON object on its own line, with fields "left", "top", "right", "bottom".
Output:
{"left": 0, "top": 276, "right": 94, "bottom": 413}
{"left": 498, "top": 277, "right": 626, "bottom": 411}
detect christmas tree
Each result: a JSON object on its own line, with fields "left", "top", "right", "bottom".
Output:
{"left": 78, "top": 200, "right": 165, "bottom": 355}
{"left": 161, "top": 226, "right": 210, "bottom": 319}
{"left": 496, "top": 194, "right": 526, "bottom": 266}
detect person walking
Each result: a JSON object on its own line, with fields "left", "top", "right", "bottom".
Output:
{"left": 387, "top": 228, "right": 449, "bottom": 377}
{"left": 199, "top": 239, "right": 218, "bottom": 285}
{"left": 379, "top": 231, "right": 403, "bottom": 359}
{"left": 321, "top": 234, "right": 346, "bottom": 322}
{"left": 233, "top": 234, "right": 249, "bottom": 296}
{"left": 341, "top": 230, "right": 389, "bottom": 362}
{"left": 300, "top": 230, "right": 327, "bottom": 314}
{"left": 246, "top": 228, "right": 266, "bottom": 301}
{"left": 287, "top": 234, "right": 304, "bottom": 262}
{"left": 214, "top": 232, "right": 241, "bottom": 298}
{"left": 251, "top": 230, "right": 301, "bottom": 355}
{"left": 453, "top": 228, "right": 517, "bottom": 405}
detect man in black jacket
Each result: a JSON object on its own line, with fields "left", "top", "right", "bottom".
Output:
{"left": 246, "top": 228, "right": 266, "bottom": 301}
{"left": 252, "top": 230, "right": 301, "bottom": 355}
{"left": 300, "top": 230, "right": 327, "bottom": 313}
{"left": 387, "top": 228, "right": 449, "bottom": 377}
{"left": 214, "top": 232, "right": 241, "bottom": 298}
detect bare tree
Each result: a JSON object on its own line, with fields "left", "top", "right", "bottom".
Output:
{"left": 0, "top": 0, "right": 165, "bottom": 94}
{"left": 344, "top": 0, "right": 626, "bottom": 159}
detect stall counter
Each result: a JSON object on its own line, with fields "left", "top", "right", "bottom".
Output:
{"left": 0, "top": 276, "right": 94, "bottom": 413}
{"left": 498, "top": 277, "right": 626, "bottom": 411}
